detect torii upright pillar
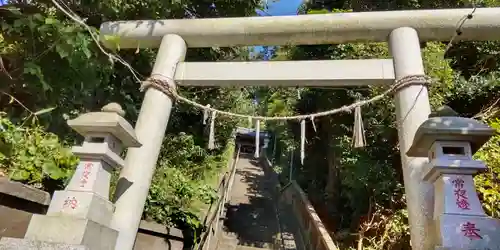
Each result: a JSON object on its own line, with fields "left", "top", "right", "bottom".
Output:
{"left": 389, "top": 27, "right": 433, "bottom": 250}
{"left": 111, "top": 34, "right": 187, "bottom": 250}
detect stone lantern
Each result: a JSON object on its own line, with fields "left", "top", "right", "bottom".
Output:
{"left": 0, "top": 103, "right": 141, "bottom": 250}
{"left": 407, "top": 111, "right": 500, "bottom": 250}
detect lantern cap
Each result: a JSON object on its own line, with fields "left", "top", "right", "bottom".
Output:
{"left": 67, "top": 103, "right": 141, "bottom": 148}
{"left": 407, "top": 116, "right": 495, "bottom": 157}
{"left": 101, "top": 102, "right": 126, "bottom": 116}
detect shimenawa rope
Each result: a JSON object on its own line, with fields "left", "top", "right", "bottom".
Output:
{"left": 140, "top": 74, "right": 431, "bottom": 121}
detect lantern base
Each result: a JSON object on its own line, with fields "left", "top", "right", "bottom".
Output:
{"left": 22, "top": 215, "right": 117, "bottom": 250}
{"left": 47, "top": 190, "right": 115, "bottom": 227}
{"left": 0, "top": 237, "right": 89, "bottom": 250}
{"left": 434, "top": 213, "right": 500, "bottom": 249}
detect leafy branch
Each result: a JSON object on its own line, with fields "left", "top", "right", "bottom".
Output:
{"left": 1, "top": 91, "right": 56, "bottom": 125}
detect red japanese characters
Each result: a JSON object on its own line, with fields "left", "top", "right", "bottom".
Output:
{"left": 63, "top": 196, "right": 78, "bottom": 209}
{"left": 461, "top": 222, "right": 482, "bottom": 240}
{"left": 452, "top": 178, "right": 470, "bottom": 210}
{"left": 79, "top": 162, "right": 93, "bottom": 187}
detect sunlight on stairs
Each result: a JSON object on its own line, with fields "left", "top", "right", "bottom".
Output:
{"left": 217, "top": 233, "right": 274, "bottom": 249}
{"left": 237, "top": 246, "right": 270, "bottom": 250}
{"left": 215, "top": 154, "right": 296, "bottom": 250}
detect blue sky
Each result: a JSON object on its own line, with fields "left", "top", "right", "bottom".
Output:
{"left": 253, "top": 0, "right": 303, "bottom": 59}
{"left": 257, "top": 0, "right": 303, "bottom": 16}
{"left": 0, "top": 0, "right": 302, "bottom": 13}
{"left": 252, "top": 0, "right": 303, "bottom": 102}
{"left": 0, "top": 0, "right": 302, "bottom": 16}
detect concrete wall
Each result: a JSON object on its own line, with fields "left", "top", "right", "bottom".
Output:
{"left": 282, "top": 182, "right": 338, "bottom": 250}
{"left": 259, "top": 155, "right": 339, "bottom": 250}
{"left": 0, "top": 178, "right": 50, "bottom": 239}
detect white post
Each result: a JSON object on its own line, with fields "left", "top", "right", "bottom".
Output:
{"left": 254, "top": 120, "right": 260, "bottom": 158}
{"left": 272, "top": 133, "right": 277, "bottom": 163}
{"left": 388, "top": 27, "right": 434, "bottom": 250}
{"left": 111, "top": 34, "right": 187, "bottom": 250}
{"left": 289, "top": 150, "right": 294, "bottom": 182}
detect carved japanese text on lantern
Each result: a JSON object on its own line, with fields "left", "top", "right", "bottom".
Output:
{"left": 452, "top": 177, "right": 470, "bottom": 210}
{"left": 80, "top": 162, "right": 93, "bottom": 188}
{"left": 63, "top": 196, "right": 78, "bottom": 209}
{"left": 461, "top": 221, "right": 482, "bottom": 240}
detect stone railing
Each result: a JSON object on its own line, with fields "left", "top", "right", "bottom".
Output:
{"left": 0, "top": 178, "right": 50, "bottom": 240}
{"left": 281, "top": 182, "right": 338, "bottom": 250}
{"left": 260, "top": 154, "right": 339, "bottom": 250}
{"left": 134, "top": 220, "right": 184, "bottom": 250}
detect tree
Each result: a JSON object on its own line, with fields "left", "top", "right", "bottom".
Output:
{"left": 1, "top": 0, "right": 261, "bottom": 245}
{"left": 262, "top": 3, "right": 500, "bottom": 250}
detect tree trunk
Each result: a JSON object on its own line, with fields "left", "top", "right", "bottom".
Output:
{"left": 324, "top": 128, "right": 341, "bottom": 230}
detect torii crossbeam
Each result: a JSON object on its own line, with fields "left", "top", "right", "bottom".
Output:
{"left": 100, "top": 8, "right": 500, "bottom": 48}
{"left": 101, "top": 8, "right": 500, "bottom": 250}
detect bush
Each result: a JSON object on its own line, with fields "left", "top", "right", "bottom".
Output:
{"left": 475, "top": 118, "right": 500, "bottom": 218}
{"left": 0, "top": 113, "right": 78, "bottom": 193}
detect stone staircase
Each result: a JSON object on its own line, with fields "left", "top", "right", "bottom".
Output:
{"left": 203, "top": 152, "right": 336, "bottom": 250}
{"left": 214, "top": 154, "right": 292, "bottom": 250}
{"left": 217, "top": 232, "right": 273, "bottom": 250}
{"left": 216, "top": 232, "right": 238, "bottom": 250}
{"left": 237, "top": 246, "right": 270, "bottom": 250}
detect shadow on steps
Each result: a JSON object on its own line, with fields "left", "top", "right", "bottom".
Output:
{"left": 216, "top": 154, "right": 304, "bottom": 250}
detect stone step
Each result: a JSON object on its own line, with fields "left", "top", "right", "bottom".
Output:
{"left": 216, "top": 233, "right": 238, "bottom": 250}
{"left": 236, "top": 246, "right": 270, "bottom": 250}
{"left": 216, "top": 157, "right": 303, "bottom": 250}
{"left": 236, "top": 241, "right": 273, "bottom": 249}
{"left": 218, "top": 242, "right": 237, "bottom": 250}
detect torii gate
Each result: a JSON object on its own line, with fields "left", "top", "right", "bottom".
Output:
{"left": 100, "top": 8, "right": 500, "bottom": 250}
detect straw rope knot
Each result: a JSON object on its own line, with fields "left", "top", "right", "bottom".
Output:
{"left": 393, "top": 74, "right": 431, "bottom": 92}
{"left": 140, "top": 77, "right": 179, "bottom": 99}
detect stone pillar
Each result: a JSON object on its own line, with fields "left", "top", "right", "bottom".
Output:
{"left": 111, "top": 34, "right": 187, "bottom": 250}
{"left": 388, "top": 27, "right": 434, "bottom": 250}
{"left": 0, "top": 103, "right": 141, "bottom": 250}
{"left": 407, "top": 115, "right": 500, "bottom": 249}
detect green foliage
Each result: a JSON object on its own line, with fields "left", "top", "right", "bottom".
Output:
{"left": 144, "top": 166, "right": 216, "bottom": 226}
{"left": 261, "top": 2, "right": 500, "bottom": 250}
{"left": 0, "top": 113, "right": 78, "bottom": 192}
{"left": 475, "top": 119, "right": 500, "bottom": 218}
{"left": 143, "top": 133, "right": 235, "bottom": 245}
{"left": 351, "top": 209, "right": 410, "bottom": 250}
{"left": 1, "top": 0, "right": 259, "bottom": 245}
{"left": 1, "top": 7, "right": 112, "bottom": 133}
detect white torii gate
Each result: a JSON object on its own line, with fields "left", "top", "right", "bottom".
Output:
{"left": 100, "top": 8, "right": 500, "bottom": 250}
